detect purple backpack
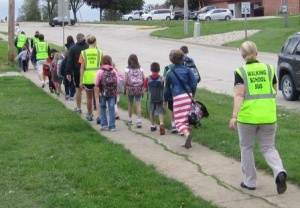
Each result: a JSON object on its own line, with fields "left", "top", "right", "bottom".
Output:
{"left": 127, "top": 68, "right": 143, "bottom": 96}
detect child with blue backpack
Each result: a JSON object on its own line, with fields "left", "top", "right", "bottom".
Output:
{"left": 144, "top": 62, "right": 165, "bottom": 135}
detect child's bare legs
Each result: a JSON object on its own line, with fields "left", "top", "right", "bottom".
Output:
{"left": 127, "top": 101, "right": 134, "bottom": 124}
{"left": 136, "top": 101, "right": 142, "bottom": 119}
{"left": 115, "top": 95, "right": 120, "bottom": 119}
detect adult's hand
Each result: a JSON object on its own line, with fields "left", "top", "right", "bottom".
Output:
{"left": 229, "top": 117, "right": 236, "bottom": 131}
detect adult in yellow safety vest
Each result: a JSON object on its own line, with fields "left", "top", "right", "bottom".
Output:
{"left": 14, "top": 31, "right": 29, "bottom": 70}
{"left": 79, "top": 35, "right": 103, "bottom": 121}
{"left": 30, "top": 31, "right": 40, "bottom": 70}
{"left": 229, "top": 41, "right": 287, "bottom": 194}
{"left": 31, "top": 34, "right": 51, "bottom": 88}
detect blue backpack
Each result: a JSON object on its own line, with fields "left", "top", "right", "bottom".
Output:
{"left": 147, "top": 75, "right": 163, "bottom": 104}
{"left": 183, "top": 56, "right": 201, "bottom": 83}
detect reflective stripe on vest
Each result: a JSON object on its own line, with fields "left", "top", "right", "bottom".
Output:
{"left": 17, "top": 34, "right": 27, "bottom": 48}
{"left": 235, "top": 63, "right": 277, "bottom": 124}
{"left": 35, "top": 42, "right": 48, "bottom": 60}
{"left": 81, "top": 48, "right": 102, "bottom": 84}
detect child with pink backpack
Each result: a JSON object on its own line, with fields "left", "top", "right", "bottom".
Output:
{"left": 124, "top": 54, "right": 145, "bottom": 128}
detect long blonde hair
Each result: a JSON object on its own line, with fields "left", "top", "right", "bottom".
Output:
{"left": 240, "top": 41, "right": 257, "bottom": 62}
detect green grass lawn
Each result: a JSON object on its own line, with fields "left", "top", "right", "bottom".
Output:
{"left": 0, "top": 77, "right": 217, "bottom": 208}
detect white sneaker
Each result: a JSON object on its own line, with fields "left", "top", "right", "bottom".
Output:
{"left": 110, "top": 128, "right": 116, "bottom": 132}
{"left": 136, "top": 121, "right": 142, "bottom": 128}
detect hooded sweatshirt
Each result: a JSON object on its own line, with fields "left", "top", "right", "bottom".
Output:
{"left": 66, "top": 39, "right": 88, "bottom": 76}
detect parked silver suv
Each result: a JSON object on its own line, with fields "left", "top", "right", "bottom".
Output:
{"left": 122, "top": 11, "right": 144, "bottom": 21}
{"left": 277, "top": 32, "right": 300, "bottom": 100}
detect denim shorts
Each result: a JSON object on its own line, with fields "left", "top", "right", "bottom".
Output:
{"left": 128, "top": 95, "right": 142, "bottom": 102}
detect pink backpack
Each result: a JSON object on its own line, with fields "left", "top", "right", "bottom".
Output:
{"left": 100, "top": 68, "right": 118, "bottom": 97}
{"left": 127, "top": 68, "right": 143, "bottom": 96}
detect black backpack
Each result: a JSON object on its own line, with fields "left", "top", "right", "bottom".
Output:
{"left": 147, "top": 75, "right": 163, "bottom": 104}
{"left": 183, "top": 57, "right": 201, "bottom": 83}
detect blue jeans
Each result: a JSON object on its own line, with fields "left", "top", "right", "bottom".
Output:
{"left": 17, "top": 47, "right": 22, "bottom": 69}
{"left": 100, "top": 95, "right": 116, "bottom": 130}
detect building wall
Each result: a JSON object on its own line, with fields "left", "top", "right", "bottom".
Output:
{"left": 263, "top": 0, "right": 299, "bottom": 15}
{"left": 206, "top": 0, "right": 299, "bottom": 16}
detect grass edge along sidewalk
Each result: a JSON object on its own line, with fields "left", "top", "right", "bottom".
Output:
{"left": 0, "top": 76, "right": 218, "bottom": 207}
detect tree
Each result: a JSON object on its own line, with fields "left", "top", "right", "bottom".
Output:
{"left": 17, "top": 0, "right": 41, "bottom": 21}
{"left": 69, "top": 0, "right": 85, "bottom": 22}
{"left": 84, "top": 0, "right": 144, "bottom": 21}
{"left": 84, "top": 0, "right": 119, "bottom": 21}
{"left": 43, "top": 0, "right": 58, "bottom": 20}
{"left": 165, "top": 0, "right": 211, "bottom": 11}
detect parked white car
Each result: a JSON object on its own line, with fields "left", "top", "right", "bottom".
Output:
{"left": 140, "top": 9, "right": 173, "bottom": 21}
{"left": 198, "top": 8, "right": 232, "bottom": 21}
{"left": 122, "top": 11, "right": 144, "bottom": 21}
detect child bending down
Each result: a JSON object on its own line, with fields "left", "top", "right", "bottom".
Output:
{"left": 15, "top": 45, "right": 29, "bottom": 72}
{"left": 144, "top": 62, "right": 165, "bottom": 135}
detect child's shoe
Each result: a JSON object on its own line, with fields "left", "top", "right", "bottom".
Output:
{"left": 159, "top": 124, "right": 165, "bottom": 135}
{"left": 150, "top": 126, "right": 157, "bottom": 131}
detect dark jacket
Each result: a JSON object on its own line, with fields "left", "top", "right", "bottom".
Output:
{"left": 66, "top": 39, "right": 88, "bottom": 76}
{"left": 65, "top": 42, "right": 75, "bottom": 51}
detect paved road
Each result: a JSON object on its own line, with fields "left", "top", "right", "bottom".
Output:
{"left": 1, "top": 22, "right": 298, "bottom": 111}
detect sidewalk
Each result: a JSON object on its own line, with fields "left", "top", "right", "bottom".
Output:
{"left": 6, "top": 70, "right": 295, "bottom": 208}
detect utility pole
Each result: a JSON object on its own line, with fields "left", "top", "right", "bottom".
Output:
{"left": 8, "top": 0, "right": 15, "bottom": 62}
{"left": 184, "top": 0, "right": 188, "bottom": 36}
{"left": 283, "top": 0, "right": 288, "bottom": 27}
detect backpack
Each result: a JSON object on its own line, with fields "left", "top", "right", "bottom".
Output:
{"left": 188, "top": 101, "right": 209, "bottom": 127}
{"left": 147, "top": 75, "right": 164, "bottom": 104}
{"left": 183, "top": 57, "right": 201, "bottom": 83}
{"left": 117, "top": 73, "right": 125, "bottom": 94}
{"left": 100, "top": 68, "right": 118, "bottom": 97}
{"left": 127, "top": 68, "right": 144, "bottom": 96}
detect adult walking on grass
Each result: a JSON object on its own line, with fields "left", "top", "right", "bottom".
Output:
{"left": 66, "top": 33, "right": 89, "bottom": 113}
{"left": 79, "top": 35, "right": 103, "bottom": 121}
{"left": 229, "top": 41, "right": 287, "bottom": 194}
{"left": 164, "top": 50, "right": 197, "bottom": 149}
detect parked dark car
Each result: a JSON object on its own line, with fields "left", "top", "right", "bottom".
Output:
{"left": 173, "top": 10, "right": 184, "bottom": 20}
{"left": 277, "top": 32, "right": 300, "bottom": 100}
{"left": 188, "top": 11, "right": 202, "bottom": 20}
{"left": 49, "top": 16, "right": 76, "bottom": 27}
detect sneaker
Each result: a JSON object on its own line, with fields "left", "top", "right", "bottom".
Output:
{"left": 96, "top": 117, "right": 101, "bottom": 125}
{"left": 41, "top": 83, "right": 45, "bottom": 88}
{"left": 276, "top": 172, "right": 287, "bottom": 194}
{"left": 127, "top": 119, "right": 133, "bottom": 125}
{"left": 150, "top": 126, "right": 157, "bottom": 131}
{"left": 110, "top": 128, "right": 116, "bottom": 132}
{"left": 73, "top": 107, "right": 82, "bottom": 114}
{"left": 136, "top": 121, "right": 142, "bottom": 128}
{"left": 159, "top": 124, "right": 165, "bottom": 135}
{"left": 115, "top": 115, "right": 120, "bottom": 120}
{"left": 240, "top": 182, "right": 256, "bottom": 190}
{"left": 100, "top": 126, "right": 108, "bottom": 130}
{"left": 69, "top": 96, "right": 75, "bottom": 101}
{"left": 170, "top": 126, "right": 178, "bottom": 133}
{"left": 65, "top": 95, "right": 69, "bottom": 100}
{"left": 86, "top": 115, "right": 93, "bottom": 121}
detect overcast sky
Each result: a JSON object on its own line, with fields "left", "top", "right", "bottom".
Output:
{"left": 0, "top": 0, "right": 165, "bottom": 22}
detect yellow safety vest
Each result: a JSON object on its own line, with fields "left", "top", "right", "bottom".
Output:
{"left": 81, "top": 48, "right": 102, "bottom": 84}
{"left": 17, "top": 34, "right": 27, "bottom": 48}
{"left": 32, "top": 37, "right": 39, "bottom": 44}
{"left": 35, "top": 42, "right": 49, "bottom": 60}
{"left": 235, "top": 63, "right": 277, "bottom": 124}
